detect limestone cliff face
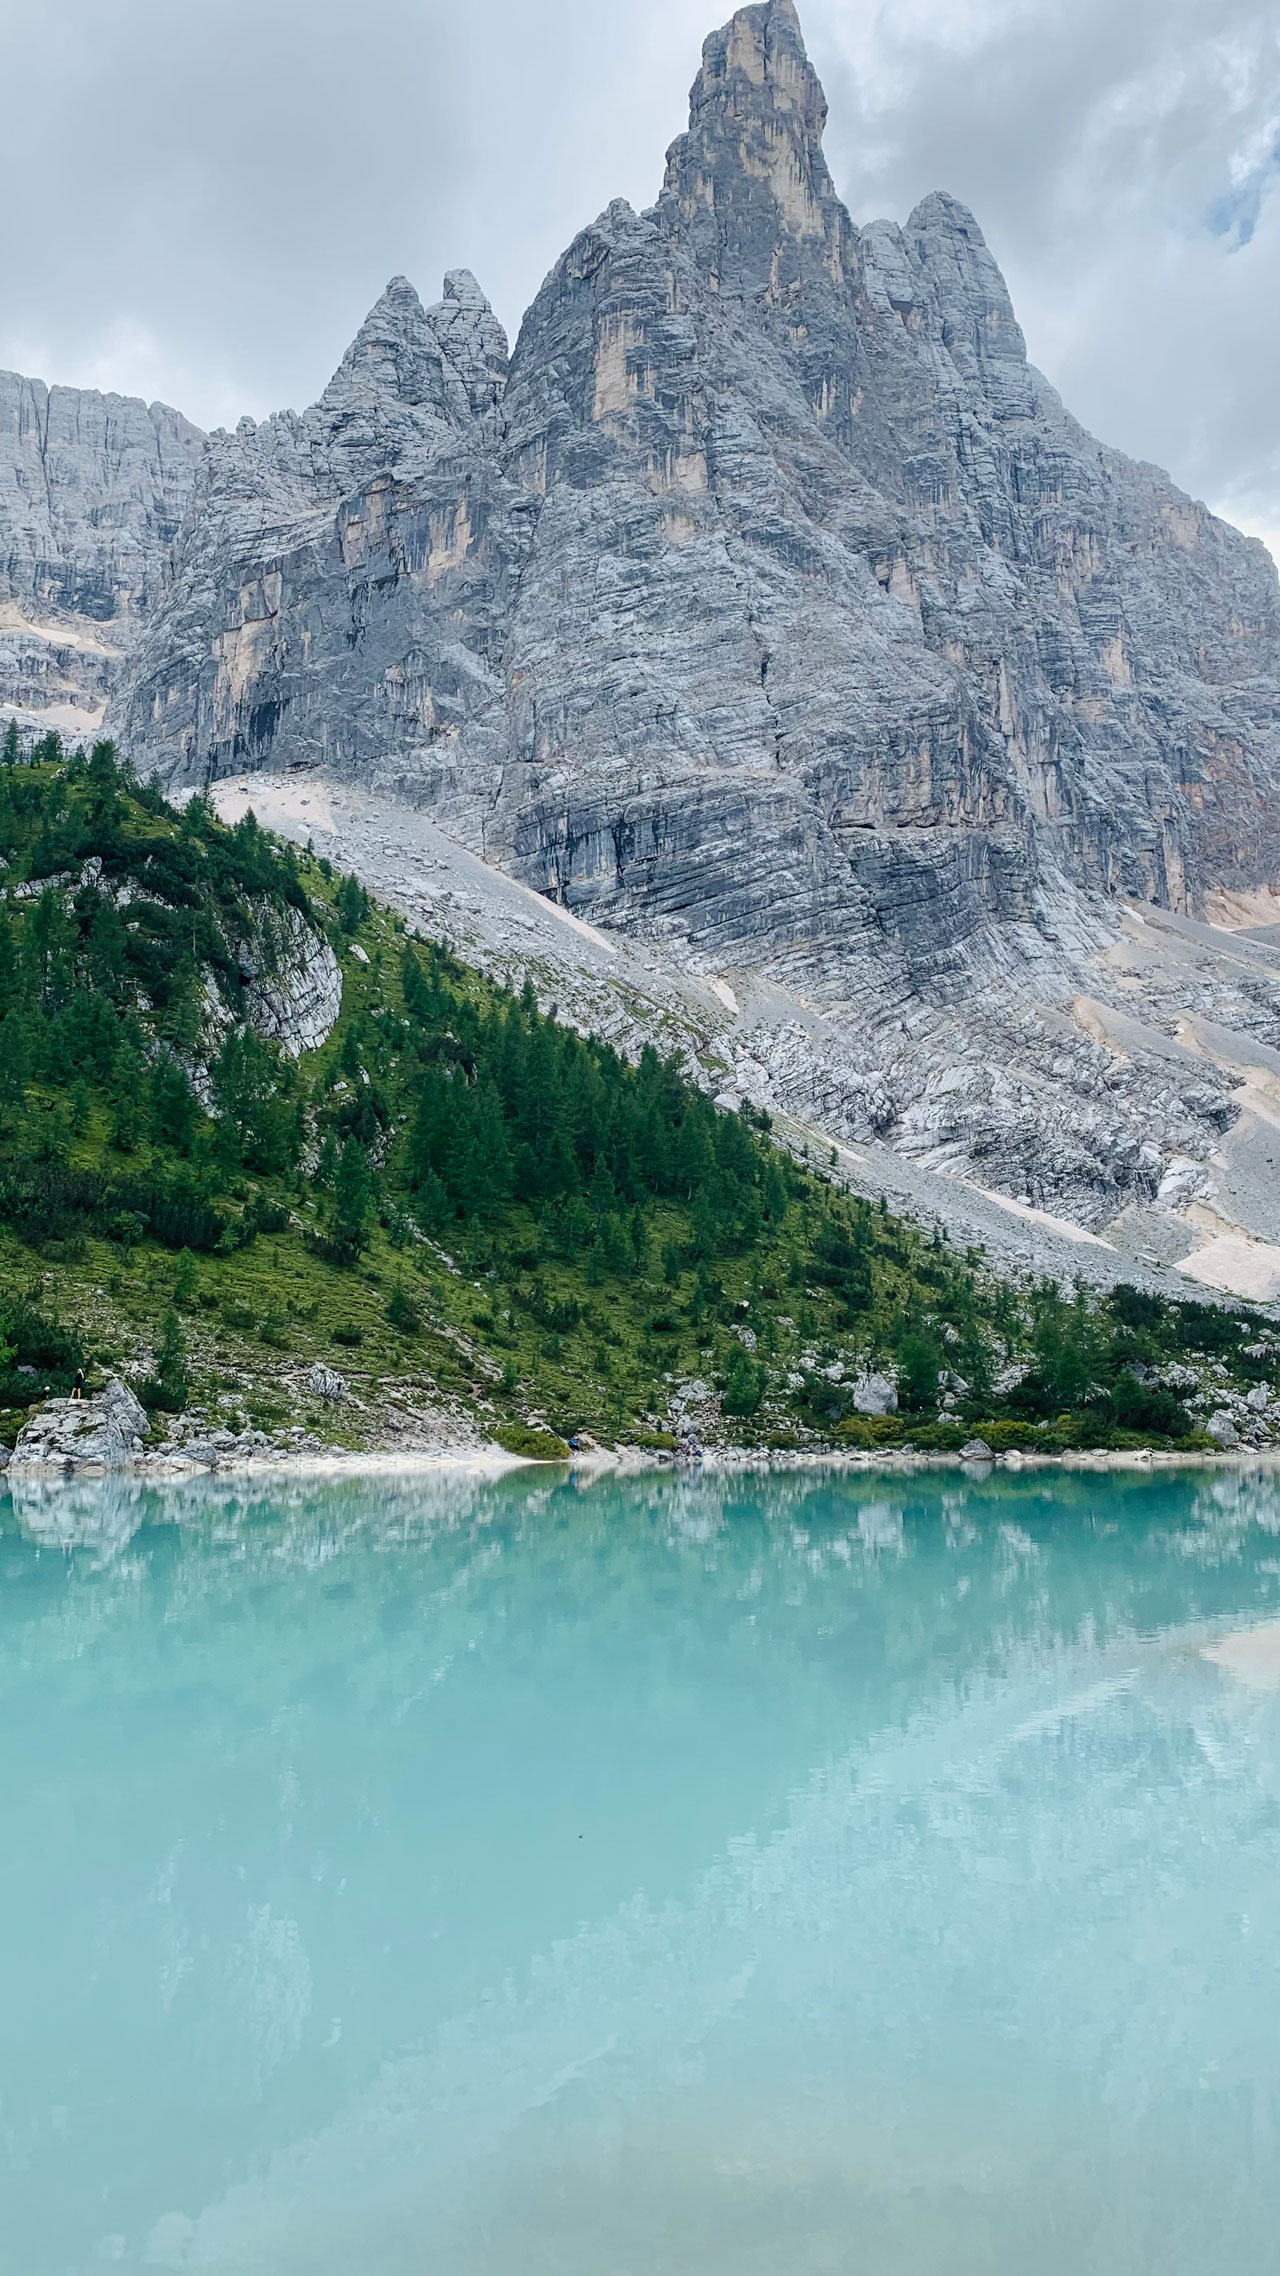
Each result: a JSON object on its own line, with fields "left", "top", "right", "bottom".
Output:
{"left": 0, "top": 374, "right": 204, "bottom": 732}
{"left": 114, "top": 0, "right": 1280, "bottom": 981}
{"left": 119, "top": 271, "right": 521, "bottom": 791}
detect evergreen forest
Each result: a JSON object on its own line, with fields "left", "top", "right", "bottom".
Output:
{"left": 0, "top": 728, "right": 1271, "bottom": 1456}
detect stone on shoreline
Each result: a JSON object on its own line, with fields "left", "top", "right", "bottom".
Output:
{"left": 11, "top": 1378, "right": 150, "bottom": 1472}
{"left": 309, "top": 1363, "right": 349, "bottom": 1402}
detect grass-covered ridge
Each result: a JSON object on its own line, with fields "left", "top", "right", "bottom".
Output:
{"left": 0, "top": 730, "right": 1274, "bottom": 1455}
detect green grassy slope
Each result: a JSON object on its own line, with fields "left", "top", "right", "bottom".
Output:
{"left": 0, "top": 731, "right": 1274, "bottom": 1456}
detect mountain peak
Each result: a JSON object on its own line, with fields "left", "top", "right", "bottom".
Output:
{"left": 657, "top": 0, "right": 848, "bottom": 297}
{"left": 905, "top": 191, "right": 1028, "bottom": 388}
{"left": 324, "top": 276, "right": 436, "bottom": 407}
{"left": 691, "top": 0, "right": 825, "bottom": 139}
{"left": 431, "top": 269, "right": 508, "bottom": 416}
{"left": 319, "top": 267, "right": 506, "bottom": 433}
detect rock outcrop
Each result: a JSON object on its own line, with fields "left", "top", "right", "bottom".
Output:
{"left": 10, "top": 1377, "right": 150, "bottom": 1472}
{"left": 0, "top": 374, "right": 204, "bottom": 732}
{"left": 237, "top": 901, "right": 343, "bottom": 1057}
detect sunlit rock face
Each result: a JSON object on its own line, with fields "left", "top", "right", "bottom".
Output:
{"left": 0, "top": 374, "right": 204, "bottom": 732}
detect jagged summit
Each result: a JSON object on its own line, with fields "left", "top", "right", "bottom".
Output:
{"left": 904, "top": 192, "right": 1029, "bottom": 377}
{"left": 323, "top": 274, "right": 438, "bottom": 409}
{"left": 428, "top": 269, "right": 509, "bottom": 416}
{"left": 657, "top": 0, "right": 850, "bottom": 296}
{"left": 321, "top": 268, "right": 507, "bottom": 430}
{"left": 685, "top": 0, "right": 828, "bottom": 150}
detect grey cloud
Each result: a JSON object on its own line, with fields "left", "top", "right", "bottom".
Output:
{"left": 807, "top": 0, "right": 1280, "bottom": 550}
{"left": 1, "top": 0, "right": 1276, "bottom": 553}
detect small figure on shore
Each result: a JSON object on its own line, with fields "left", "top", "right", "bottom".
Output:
{"left": 70, "top": 1369, "right": 85, "bottom": 1404}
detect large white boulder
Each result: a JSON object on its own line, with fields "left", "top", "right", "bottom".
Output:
{"left": 10, "top": 1378, "right": 151, "bottom": 1472}
{"left": 852, "top": 1371, "right": 898, "bottom": 1417}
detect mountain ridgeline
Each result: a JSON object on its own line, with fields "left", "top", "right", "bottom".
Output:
{"left": 0, "top": 734, "right": 1273, "bottom": 1455}
{"left": 4, "top": 0, "right": 1280, "bottom": 952}
{"left": 2, "top": 0, "right": 1280, "bottom": 1268}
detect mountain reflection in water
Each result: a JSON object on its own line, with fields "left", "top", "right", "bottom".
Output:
{"left": 3, "top": 1464, "right": 1279, "bottom": 2275}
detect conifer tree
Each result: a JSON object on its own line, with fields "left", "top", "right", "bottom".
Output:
{"left": 326, "top": 1137, "right": 374, "bottom": 1263}
{"left": 149, "top": 1306, "right": 189, "bottom": 1411}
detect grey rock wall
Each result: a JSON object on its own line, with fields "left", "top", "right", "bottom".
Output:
{"left": 112, "top": 0, "right": 1280, "bottom": 976}
{"left": 0, "top": 371, "right": 204, "bottom": 730}
{"left": 239, "top": 901, "right": 343, "bottom": 1057}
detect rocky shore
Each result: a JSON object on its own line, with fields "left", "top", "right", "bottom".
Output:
{"left": 3, "top": 1375, "right": 1276, "bottom": 1491}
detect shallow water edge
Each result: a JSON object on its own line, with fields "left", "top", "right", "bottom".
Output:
{"left": 6, "top": 1439, "right": 1280, "bottom": 1489}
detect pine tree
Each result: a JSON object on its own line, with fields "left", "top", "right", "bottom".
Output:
{"left": 149, "top": 1306, "right": 190, "bottom": 1412}
{"left": 336, "top": 873, "right": 369, "bottom": 934}
{"left": 721, "top": 1344, "right": 765, "bottom": 1417}
{"left": 0, "top": 910, "right": 16, "bottom": 1015}
{"left": 172, "top": 1251, "right": 199, "bottom": 1308}
{"left": 326, "top": 1137, "right": 374, "bottom": 1263}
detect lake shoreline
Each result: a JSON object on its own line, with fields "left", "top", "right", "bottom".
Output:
{"left": 7, "top": 1439, "right": 1280, "bottom": 1487}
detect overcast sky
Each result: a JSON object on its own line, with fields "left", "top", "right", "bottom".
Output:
{"left": 2, "top": 0, "right": 1277, "bottom": 557}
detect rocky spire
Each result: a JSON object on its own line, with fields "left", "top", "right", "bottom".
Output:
{"left": 905, "top": 193, "right": 1031, "bottom": 413}
{"left": 319, "top": 270, "right": 507, "bottom": 429}
{"left": 300, "top": 268, "right": 508, "bottom": 495}
{"left": 321, "top": 275, "right": 440, "bottom": 408}
{"left": 655, "top": 0, "right": 853, "bottom": 297}
{"left": 432, "top": 268, "right": 509, "bottom": 418}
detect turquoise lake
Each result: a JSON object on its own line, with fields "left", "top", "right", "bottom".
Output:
{"left": 3, "top": 1463, "right": 1280, "bottom": 2273}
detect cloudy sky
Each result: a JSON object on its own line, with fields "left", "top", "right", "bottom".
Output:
{"left": 2, "top": 0, "right": 1277, "bottom": 556}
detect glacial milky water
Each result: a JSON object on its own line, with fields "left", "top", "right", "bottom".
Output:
{"left": 3, "top": 1465, "right": 1280, "bottom": 2274}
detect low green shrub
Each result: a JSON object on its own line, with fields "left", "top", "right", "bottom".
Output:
{"left": 386, "top": 1283, "right": 423, "bottom": 1335}
{"left": 972, "top": 1419, "right": 1044, "bottom": 1453}
{"left": 902, "top": 1420, "right": 971, "bottom": 1451}
{"left": 495, "top": 1423, "right": 569, "bottom": 1460}
{"left": 833, "top": 1414, "right": 905, "bottom": 1448}
{"left": 252, "top": 1201, "right": 290, "bottom": 1236}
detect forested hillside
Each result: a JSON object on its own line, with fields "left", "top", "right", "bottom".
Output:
{"left": 0, "top": 731, "right": 1273, "bottom": 1457}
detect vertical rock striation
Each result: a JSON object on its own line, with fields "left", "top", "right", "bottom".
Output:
{"left": 0, "top": 374, "right": 204, "bottom": 730}
{"left": 119, "top": 271, "right": 522, "bottom": 796}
